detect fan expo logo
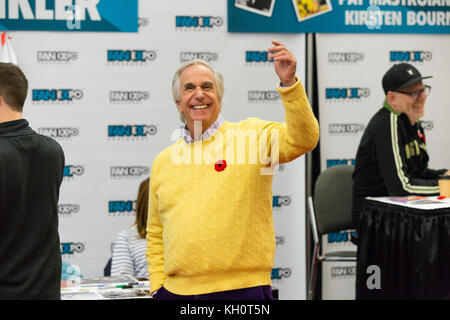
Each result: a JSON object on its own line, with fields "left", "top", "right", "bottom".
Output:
{"left": 331, "top": 266, "right": 356, "bottom": 279}
{"left": 58, "top": 204, "right": 80, "bottom": 217}
{"left": 328, "top": 230, "right": 357, "bottom": 244}
{"left": 138, "top": 17, "right": 149, "bottom": 29}
{"left": 272, "top": 195, "right": 291, "bottom": 208}
{"left": 37, "top": 51, "right": 78, "bottom": 63}
{"left": 175, "top": 16, "right": 223, "bottom": 30}
{"left": 276, "top": 236, "right": 285, "bottom": 246}
{"left": 108, "top": 125, "right": 157, "bottom": 139}
{"left": 390, "top": 51, "right": 432, "bottom": 63}
{"left": 421, "top": 120, "right": 434, "bottom": 131}
{"left": 63, "top": 165, "right": 84, "bottom": 179}
{"left": 180, "top": 52, "right": 218, "bottom": 63}
{"left": 271, "top": 268, "right": 292, "bottom": 280}
{"left": 110, "top": 166, "right": 150, "bottom": 179}
{"left": 248, "top": 90, "right": 280, "bottom": 103}
{"left": 327, "top": 159, "right": 355, "bottom": 168}
{"left": 107, "top": 50, "right": 157, "bottom": 65}
{"left": 325, "top": 87, "right": 370, "bottom": 101}
{"left": 108, "top": 200, "right": 136, "bottom": 217}
{"left": 328, "top": 52, "right": 364, "bottom": 64}
{"left": 329, "top": 123, "right": 365, "bottom": 135}
{"left": 38, "top": 127, "right": 79, "bottom": 140}
{"left": 61, "top": 242, "right": 85, "bottom": 256}
{"left": 32, "top": 89, "right": 83, "bottom": 104}
{"left": 246, "top": 51, "right": 273, "bottom": 65}
{"left": 109, "top": 91, "right": 149, "bottom": 104}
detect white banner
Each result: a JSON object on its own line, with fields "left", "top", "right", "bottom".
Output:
{"left": 9, "top": 0, "right": 307, "bottom": 300}
{"left": 316, "top": 33, "right": 450, "bottom": 299}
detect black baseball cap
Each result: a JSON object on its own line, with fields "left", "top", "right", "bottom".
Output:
{"left": 382, "top": 63, "right": 432, "bottom": 94}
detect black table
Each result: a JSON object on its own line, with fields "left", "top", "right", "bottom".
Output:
{"left": 356, "top": 197, "right": 450, "bottom": 300}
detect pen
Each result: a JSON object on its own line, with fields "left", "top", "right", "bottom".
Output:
{"left": 97, "top": 283, "right": 134, "bottom": 289}
{"left": 116, "top": 284, "right": 132, "bottom": 289}
{"left": 97, "top": 281, "right": 141, "bottom": 289}
{"left": 437, "top": 196, "right": 446, "bottom": 200}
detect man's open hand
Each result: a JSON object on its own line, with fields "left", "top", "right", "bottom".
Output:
{"left": 268, "top": 40, "right": 297, "bottom": 87}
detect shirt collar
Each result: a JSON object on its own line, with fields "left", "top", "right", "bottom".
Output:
{"left": 383, "top": 100, "right": 420, "bottom": 125}
{"left": 383, "top": 100, "right": 400, "bottom": 116}
{"left": 0, "top": 119, "right": 33, "bottom": 137}
{"left": 181, "top": 114, "right": 225, "bottom": 143}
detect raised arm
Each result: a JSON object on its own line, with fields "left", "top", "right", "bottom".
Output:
{"left": 268, "top": 40, "right": 297, "bottom": 87}
{"left": 258, "top": 40, "right": 319, "bottom": 166}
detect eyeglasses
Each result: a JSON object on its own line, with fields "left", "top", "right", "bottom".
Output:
{"left": 393, "top": 85, "right": 431, "bottom": 100}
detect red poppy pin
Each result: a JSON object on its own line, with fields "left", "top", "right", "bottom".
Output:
{"left": 214, "top": 160, "right": 227, "bottom": 172}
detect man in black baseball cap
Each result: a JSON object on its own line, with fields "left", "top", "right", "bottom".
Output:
{"left": 381, "top": 62, "right": 432, "bottom": 125}
{"left": 352, "top": 62, "right": 448, "bottom": 234}
{"left": 382, "top": 62, "right": 432, "bottom": 95}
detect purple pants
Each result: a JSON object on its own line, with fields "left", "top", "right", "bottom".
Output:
{"left": 154, "top": 285, "right": 274, "bottom": 300}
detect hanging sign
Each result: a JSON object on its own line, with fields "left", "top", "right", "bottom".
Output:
{"left": 0, "top": 0, "right": 138, "bottom": 32}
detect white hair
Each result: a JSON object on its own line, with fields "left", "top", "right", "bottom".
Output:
{"left": 172, "top": 59, "right": 224, "bottom": 123}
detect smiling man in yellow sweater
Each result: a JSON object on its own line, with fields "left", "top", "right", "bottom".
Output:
{"left": 146, "top": 40, "right": 319, "bottom": 300}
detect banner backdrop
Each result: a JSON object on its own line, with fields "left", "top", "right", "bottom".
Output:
{"left": 0, "top": 0, "right": 138, "bottom": 32}
{"left": 316, "top": 33, "right": 450, "bottom": 299}
{"left": 228, "top": 0, "right": 450, "bottom": 33}
{"left": 0, "top": 31, "right": 16, "bottom": 63}
{"left": 9, "top": 0, "right": 307, "bottom": 300}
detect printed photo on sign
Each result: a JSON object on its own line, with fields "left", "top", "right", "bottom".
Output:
{"left": 292, "top": 0, "right": 332, "bottom": 22}
{"left": 235, "top": 0, "right": 275, "bottom": 17}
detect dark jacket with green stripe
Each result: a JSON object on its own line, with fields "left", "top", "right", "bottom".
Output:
{"left": 352, "top": 102, "right": 447, "bottom": 228}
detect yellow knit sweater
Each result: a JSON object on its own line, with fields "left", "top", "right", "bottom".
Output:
{"left": 146, "top": 79, "right": 319, "bottom": 295}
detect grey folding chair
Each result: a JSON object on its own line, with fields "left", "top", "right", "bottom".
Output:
{"left": 307, "top": 164, "right": 357, "bottom": 300}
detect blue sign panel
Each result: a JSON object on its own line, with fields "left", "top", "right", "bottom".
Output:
{"left": 0, "top": 0, "right": 138, "bottom": 32}
{"left": 228, "top": 0, "right": 450, "bottom": 34}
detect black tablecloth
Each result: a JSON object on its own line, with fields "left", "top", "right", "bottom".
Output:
{"left": 356, "top": 199, "right": 450, "bottom": 300}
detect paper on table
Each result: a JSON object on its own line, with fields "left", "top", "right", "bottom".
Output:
{"left": 80, "top": 275, "right": 137, "bottom": 286}
{"left": 366, "top": 196, "right": 450, "bottom": 210}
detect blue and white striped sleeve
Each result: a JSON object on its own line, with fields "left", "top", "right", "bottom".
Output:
{"left": 111, "top": 230, "right": 135, "bottom": 276}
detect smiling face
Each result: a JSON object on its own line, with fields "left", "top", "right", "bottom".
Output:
{"left": 176, "top": 64, "right": 221, "bottom": 137}
{"left": 389, "top": 81, "right": 427, "bottom": 125}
